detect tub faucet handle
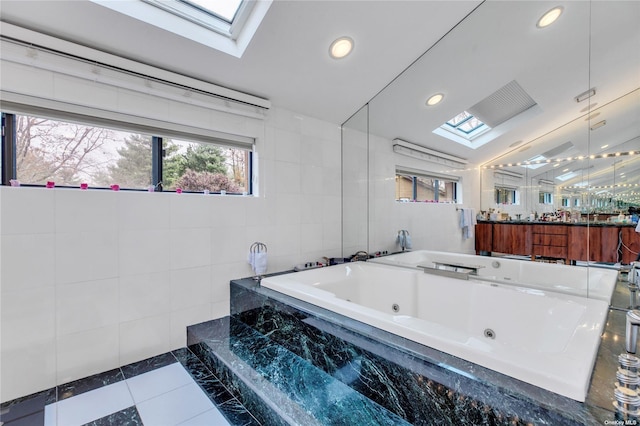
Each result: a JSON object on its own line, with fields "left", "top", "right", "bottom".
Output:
{"left": 626, "top": 310, "right": 640, "bottom": 354}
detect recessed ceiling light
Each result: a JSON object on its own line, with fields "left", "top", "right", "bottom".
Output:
{"left": 329, "top": 37, "right": 354, "bottom": 59}
{"left": 585, "top": 112, "right": 600, "bottom": 121}
{"left": 426, "top": 93, "right": 444, "bottom": 106}
{"left": 509, "top": 140, "right": 523, "bottom": 148}
{"left": 590, "top": 120, "right": 606, "bottom": 131}
{"left": 519, "top": 145, "right": 531, "bottom": 152}
{"left": 601, "top": 144, "right": 609, "bottom": 149}
{"left": 537, "top": 6, "right": 563, "bottom": 28}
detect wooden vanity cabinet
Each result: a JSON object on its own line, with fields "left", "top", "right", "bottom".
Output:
{"left": 492, "top": 224, "right": 531, "bottom": 256}
{"left": 475, "top": 222, "right": 493, "bottom": 253}
{"left": 532, "top": 225, "right": 567, "bottom": 261}
{"left": 568, "top": 226, "right": 621, "bottom": 263}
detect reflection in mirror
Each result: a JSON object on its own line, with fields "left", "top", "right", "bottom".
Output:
{"left": 341, "top": 0, "right": 639, "bottom": 307}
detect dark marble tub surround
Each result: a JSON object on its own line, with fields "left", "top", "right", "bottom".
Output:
{"left": 188, "top": 316, "right": 410, "bottom": 426}
{"left": 223, "top": 277, "right": 614, "bottom": 425}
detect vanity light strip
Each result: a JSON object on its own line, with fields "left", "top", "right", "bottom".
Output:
{"left": 483, "top": 151, "right": 636, "bottom": 170}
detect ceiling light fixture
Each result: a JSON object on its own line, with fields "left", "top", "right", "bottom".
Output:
{"left": 601, "top": 144, "right": 609, "bottom": 149}
{"left": 329, "top": 36, "right": 354, "bottom": 59}
{"left": 590, "top": 120, "right": 607, "bottom": 130}
{"left": 537, "top": 6, "right": 563, "bottom": 28}
{"left": 426, "top": 93, "right": 444, "bottom": 106}
{"left": 509, "top": 140, "right": 523, "bottom": 148}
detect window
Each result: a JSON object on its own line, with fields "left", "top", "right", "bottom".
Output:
{"left": 162, "top": 139, "right": 250, "bottom": 193}
{"left": 441, "top": 111, "right": 490, "bottom": 140}
{"left": 495, "top": 186, "right": 519, "bottom": 205}
{"left": 182, "top": 0, "right": 243, "bottom": 22}
{"left": 539, "top": 191, "right": 553, "bottom": 204}
{"left": 2, "top": 113, "right": 252, "bottom": 194}
{"left": 395, "top": 170, "right": 459, "bottom": 203}
{"left": 90, "top": 0, "right": 272, "bottom": 58}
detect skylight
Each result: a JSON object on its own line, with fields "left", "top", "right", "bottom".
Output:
{"left": 440, "top": 111, "right": 490, "bottom": 140}
{"left": 90, "top": 0, "right": 272, "bottom": 58}
{"left": 182, "top": 0, "right": 242, "bottom": 23}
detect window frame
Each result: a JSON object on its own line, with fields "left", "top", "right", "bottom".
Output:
{"left": 495, "top": 185, "right": 519, "bottom": 205}
{"left": 142, "top": 0, "right": 254, "bottom": 39}
{"left": 395, "top": 168, "right": 460, "bottom": 203}
{"left": 1, "top": 111, "right": 254, "bottom": 195}
{"left": 441, "top": 111, "right": 490, "bottom": 140}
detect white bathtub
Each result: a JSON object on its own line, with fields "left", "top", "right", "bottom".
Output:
{"left": 369, "top": 250, "right": 618, "bottom": 303}
{"left": 260, "top": 262, "right": 609, "bottom": 402}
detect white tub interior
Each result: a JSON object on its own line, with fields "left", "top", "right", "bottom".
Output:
{"left": 369, "top": 250, "right": 618, "bottom": 303}
{"left": 260, "top": 261, "right": 609, "bottom": 402}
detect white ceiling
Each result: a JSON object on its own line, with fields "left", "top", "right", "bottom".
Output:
{"left": 0, "top": 0, "right": 479, "bottom": 125}
{"left": 1, "top": 0, "right": 639, "bottom": 191}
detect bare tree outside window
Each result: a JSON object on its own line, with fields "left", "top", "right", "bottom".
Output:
{"left": 11, "top": 114, "right": 251, "bottom": 193}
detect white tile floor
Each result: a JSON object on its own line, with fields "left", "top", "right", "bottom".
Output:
{"left": 43, "top": 363, "right": 230, "bottom": 426}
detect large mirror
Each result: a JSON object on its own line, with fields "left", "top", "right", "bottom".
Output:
{"left": 341, "top": 1, "right": 640, "bottom": 307}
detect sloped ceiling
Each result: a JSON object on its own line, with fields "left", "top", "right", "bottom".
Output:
{"left": 0, "top": 0, "right": 480, "bottom": 128}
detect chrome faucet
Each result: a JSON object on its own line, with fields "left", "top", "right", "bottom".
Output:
{"left": 626, "top": 310, "right": 640, "bottom": 354}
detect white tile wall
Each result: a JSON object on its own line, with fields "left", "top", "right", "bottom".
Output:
{"left": 56, "top": 279, "right": 119, "bottom": 336}
{"left": 56, "top": 325, "right": 120, "bottom": 385}
{"left": 119, "top": 272, "right": 172, "bottom": 323}
{"left": 1, "top": 233, "right": 55, "bottom": 291}
{"left": 119, "top": 314, "right": 172, "bottom": 367}
{"left": 0, "top": 106, "right": 343, "bottom": 403}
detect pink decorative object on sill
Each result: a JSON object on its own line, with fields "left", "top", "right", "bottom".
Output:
{"left": 176, "top": 188, "right": 183, "bottom": 194}
{"left": 9, "top": 179, "right": 20, "bottom": 187}
{"left": 110, "top": 184, "right": 120, "bottom": 191}
{"left": 46, "top": 181, "right": 55, "bottom": 188}
{"left": 80, "top": 183, "right": 88, "bottom": 190}
{"left": 148, "top": 185, "right": 155, "bottom": 192}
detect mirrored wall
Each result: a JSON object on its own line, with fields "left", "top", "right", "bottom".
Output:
{"left": 342, "top": 1, "right": 640, "bottom": 304}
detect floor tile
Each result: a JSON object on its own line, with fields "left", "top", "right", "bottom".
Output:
{"left": 176, "top": 407, "right": 231, "bottom": 426}
{"left": 46, "top": 381, "right": 133, "bottom": 426}
{"left": 82, "top": 406, "right": 143, "bottom": 426}
{"left": 121, "top": 352, "right": 177, "bottom": 379}
{"left": 57, "top": 368, "right": 124, "bottom": 401}
{"left": 125, "top": 363, "right": 194, "bottom": 404}
{"left": 135, "top": 382, "right": 215, "bottom": 426}
{"left": 0, "top": 390, "right": 49, "bottom": 424}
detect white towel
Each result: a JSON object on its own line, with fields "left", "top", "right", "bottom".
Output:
{"left": 247, "top": 252, "right": 268, "bottom": 275}
{"left": 405, "top": 234, "right": 412, "bottom": 250}
{"left": 460, "top": 208, "right": 477, "bottom": 240}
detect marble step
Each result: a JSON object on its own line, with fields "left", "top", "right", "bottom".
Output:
{"left": 187, "top": 316, "right": 411, "bottom": 426}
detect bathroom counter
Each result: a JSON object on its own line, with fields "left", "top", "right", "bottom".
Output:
{"left": 476, "top": 221, "right": 640, "bottom": 264}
